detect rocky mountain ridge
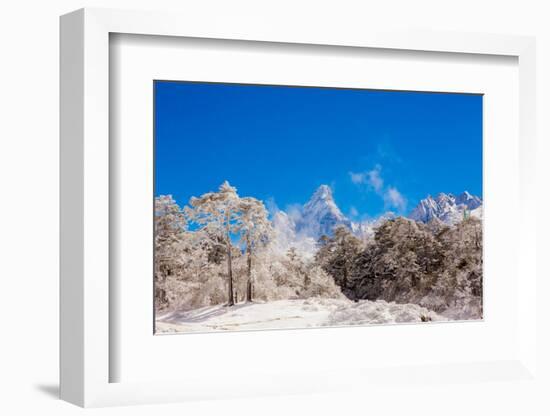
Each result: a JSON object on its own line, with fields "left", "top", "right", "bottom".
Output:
{"left": 272, "top": 186, "right": 483, "bottom": 254}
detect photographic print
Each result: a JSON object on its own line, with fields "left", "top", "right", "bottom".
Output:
{"left": 154, "top": 81, "right": 483, "bottom": 334}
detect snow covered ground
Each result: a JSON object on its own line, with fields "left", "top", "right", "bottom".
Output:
{"left": 156, "top": 298, "right": 447, "bottom": 334}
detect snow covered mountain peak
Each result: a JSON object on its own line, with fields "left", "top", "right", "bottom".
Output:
{"left": 311, "top": 184, "right": 333, "bottom": 201}
{"left": 455, "top": 191, "right": 482, "bottom": 209}
{"left": 409, "top": 191, "right": 482, "bottom": 225}
{"left": 298, "top": 185, "right": 351, "bottom": 239}
{"left": 271, "top": 186, "right": 482, "bottom": 257}
{"left": 271, "top": 185, "right": 354, "bottom": 257}
{"left": 302, "top": 184, "right": 339, "bottom": 213}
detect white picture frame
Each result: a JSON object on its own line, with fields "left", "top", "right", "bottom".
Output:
{"left": 60, "top": 7, "right": 538, "bottom": 407}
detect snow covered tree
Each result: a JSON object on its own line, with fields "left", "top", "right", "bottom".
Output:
{"left": 431, "top": 216, "right": 483, "bottom": 317}
{"left": 316, "top": 225, "right": 363, "bottom": 296}
{"left": 154, "top": 195, "right": 187, "bottom": 309}
{"left": 188, "top": 181, "right": 242, "bottom": 306}
{"left": 154, "top": 194, "right": 228, "bottom": 312}
{"left": 286, "top": 246, "right": 299, "bottom": 262}
{"left": 356, "top": 218, "right": 432, "bottom": 302}
{"left": 238, "top": 197, "right": 274, "bottom": 302}
{"left": 285, "top": 246, "right": 308, "bottom": 288}
{"left": 316, "top": 215, "right": 484, "bottom": 320}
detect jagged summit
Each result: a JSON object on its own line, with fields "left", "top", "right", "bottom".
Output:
{"left": 271, "top": 186, "right": 482, "bottom": 258}
{"left": 310, "top": 184, "right": 333, "bottom": 200}
{"left": 297, "top": 185, "right": 351, "bottom": 239}
{"left": 455, "top": 191, "right": 482, "bottom": 210}
{"left": 303, "top": 184, "right": 338, "bottom": 212}
{"left": 409, "top": 191, "right": 482, "bottom": 225}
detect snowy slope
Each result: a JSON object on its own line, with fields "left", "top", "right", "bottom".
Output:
{"left": 409, "top": 191, "right": 482, "bottom": 225}
{"left": 156, "top": 298, "right": 446, "bottom": 333}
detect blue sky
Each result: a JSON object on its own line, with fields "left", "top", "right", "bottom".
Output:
{"left": 155, "top": 81, "right": 482, "bottom": 219}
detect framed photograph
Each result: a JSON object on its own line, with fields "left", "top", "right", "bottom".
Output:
{"left": 153, "top": 81, "right": 483, "bottom": 335}
{"left": 60, "top": 8, "right": 538, "bottom": 407}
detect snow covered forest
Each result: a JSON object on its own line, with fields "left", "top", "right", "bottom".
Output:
{"left": 155, "top": 181, "right": 483, "bottom": 333}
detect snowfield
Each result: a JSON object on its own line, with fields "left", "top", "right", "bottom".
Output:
{"left": 156, "top": 298, "right": 447, "bottom": 334}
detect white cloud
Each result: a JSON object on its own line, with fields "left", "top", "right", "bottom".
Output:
{"left": 265, "top": 197, "right": 280, "bottom": 215}
{"left": 349, "top": 171, "right": 366, "bottom": 185}
{"left": 366, "top": 166, "right": 384, "bottom": 192}
{"left": 349, "top": 206, "right": 359, "bottom": 218}
{"left": 384, "top": 187, "right": 407, "bottom": 212}
{"left": 350, "top": 165, "right": 384, "bottom": 192}
{"left": 285, "top": 203, "right": 303, "bottom": 223}
{"left": 350, "top": 164, "right": 406, "bottom": 213}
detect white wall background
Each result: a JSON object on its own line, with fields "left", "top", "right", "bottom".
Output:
{"left": 0, "top": 1, "right": 548, "bottom": 415}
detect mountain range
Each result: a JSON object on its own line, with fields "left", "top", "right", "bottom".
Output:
{"left": 408, "top": 191, "right": 482, "bottom": 225}
{"left": 272, "top": 185, "right": 482, "bottom": 253}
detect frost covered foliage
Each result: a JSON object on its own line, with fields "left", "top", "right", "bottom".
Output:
{"left": 315, "top": 226, "right": 364, "bottom": 298}
{"left": 251, "top": 247, "right": 343, "bottom": 302}
{"left": 154, "top": 182, "right": 343, "bottom": 314}
{"left": 317, "top": 216, "right": 482, "bottom": 320}
{"left": 156, "top": 182, "right": 482, "bottom": 323}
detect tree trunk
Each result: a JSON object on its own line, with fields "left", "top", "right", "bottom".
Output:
{"left": 226, "top": 242, "right": 234, "bottom": 306}
{"left": 342, "top": 246, "right": 348, "bottom": 288}
{"left": 246, "top": 235, "right": 253, "bottom": 302}
{"left": 343, "top": 265, "right": 348, "bottom": 288}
